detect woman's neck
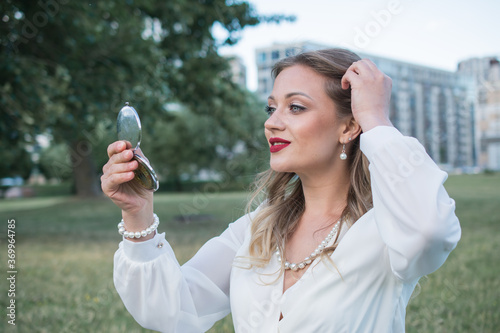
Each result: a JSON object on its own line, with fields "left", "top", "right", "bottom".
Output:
{"left": 298, "top": 168, "right": 350, "bottom": 227}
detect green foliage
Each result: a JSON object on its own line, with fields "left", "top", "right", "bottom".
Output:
{"left": 143, "top": 91, "right": 269, "bottom": 190}
{"left": 0, "top": 0, "right": 274, "bottom": 195}
{"left": 0, "top": 141, "right": 33, "bottom": 179}
{"left": 37, "top": 121, "right": 116, "bottom": 182}
{"left": 38, "top": 143, "right": 71, "bottom": 181}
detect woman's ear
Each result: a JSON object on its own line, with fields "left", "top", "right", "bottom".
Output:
{"left": 340, "top": 117, "right": 362, "bottom": 143}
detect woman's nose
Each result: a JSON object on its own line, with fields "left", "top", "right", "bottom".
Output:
{"left": 264, "top": 109, "right": 286, "bottom": 132}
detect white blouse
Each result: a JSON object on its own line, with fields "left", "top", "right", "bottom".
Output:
{"left": 113, "top": 126, "right": 461, "bottom": 332}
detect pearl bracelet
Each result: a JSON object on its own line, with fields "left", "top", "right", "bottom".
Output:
{"left": 118, "top": 213, "right": 159, "bottom": 239}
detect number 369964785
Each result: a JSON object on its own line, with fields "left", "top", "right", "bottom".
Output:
{"left": 7, "top": 219, "right": 16, "bottom": 267}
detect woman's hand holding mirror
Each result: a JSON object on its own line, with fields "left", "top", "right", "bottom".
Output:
{"left": 116, "top": 102, "right": 159, "bottom": 192}
{"left": 101, "top": 102, "right": 158, "bottom": 232}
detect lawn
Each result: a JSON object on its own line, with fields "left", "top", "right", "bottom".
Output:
{"left": 0, "top": 173, "right": 498, "bottom": 332}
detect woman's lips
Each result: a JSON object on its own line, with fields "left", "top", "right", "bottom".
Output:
{"left": 269, "top": 137, "right": 291, "bottom": 153}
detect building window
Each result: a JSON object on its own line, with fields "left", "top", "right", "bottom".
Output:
{"left": 285, "top": 48, "right": 296, "bottom": 57}
{"left": 260, "top": 78, "right": 268, "bottom": 94}
{"left": 257, "top": 52, "right": 266, "bottom": 63}
{"left": 272, "top": 50, "right": 280, "bottom": 60}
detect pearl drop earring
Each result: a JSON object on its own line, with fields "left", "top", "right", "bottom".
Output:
{"left": 340, "top": 143, "right": 347, "bottom": 160}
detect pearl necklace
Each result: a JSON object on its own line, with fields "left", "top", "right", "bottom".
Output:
{"left": 275, "top": 219, "right": 341, "bottom": 271}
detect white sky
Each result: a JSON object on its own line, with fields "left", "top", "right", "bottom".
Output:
{"left": 216, "top": 0, "right": 500, "bottom": 91}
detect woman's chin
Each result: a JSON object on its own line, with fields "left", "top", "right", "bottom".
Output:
{"left": 269, "top": 162, "right": 294, "bottom": 173}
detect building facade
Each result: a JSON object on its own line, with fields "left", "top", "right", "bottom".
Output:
{"left": 255, "top": 41, "right": 331, "bottom": 101}
{"left": 458, "top": 57, "right": 500, "bottom": 170}
{"left": 227, "top": 55, "right": 247, "bottom": 88}
{"left": 255, "top": 42, "right": 477, "bottom": 170}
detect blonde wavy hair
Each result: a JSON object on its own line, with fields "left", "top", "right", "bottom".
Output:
{"left": 244, "top": 48, "right": 373, "bottom": 272}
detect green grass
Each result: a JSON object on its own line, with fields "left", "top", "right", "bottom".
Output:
{"left": 405, "top": 173, "right": 500, "bottom": 333}
{"left": 0, "top": 173, "right": 499, "bottom": 332}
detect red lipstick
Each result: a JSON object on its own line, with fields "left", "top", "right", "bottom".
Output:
{"left": 269, "top": 137, "right": 291, "bottom": 153}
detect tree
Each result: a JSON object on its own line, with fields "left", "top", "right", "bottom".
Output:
{"left": 0, "top": 0, "right": 286, "bottom": 196}
{"left": 0, "top": 141, "right": 33, "bottom": 180}
{"left": 145, "top": 90, "right": 269, "bottom": 191}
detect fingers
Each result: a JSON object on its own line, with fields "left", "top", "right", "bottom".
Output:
{"left": 102, "top": 157, "right": 137, "bottom": 182}
{"left": 341, "top": 59, "right": 380, "bottom": 90}
{"left": 341, "top": 58, "right": 393, "bottom": 132}
{"left": 102, "top": 141, "right": 139, "bottom": 194}
{"left": 107, "top": 140, "right": 132, "bottom": 158}
{"left": 100, "top": 169, "right": 135, "bottom": 194}
{"left": 341, "top": 71, "right": 355, "bottom": 90}
{"left": 102, "top": 152, "right": 137, "bottom": 176}
{"left": 341, "top": 60, "right": 363, "bottom": 90}
{"left": 106, "top": 159, "right": 138, "bottom": 176}
{"left": 355, "top": 58, "right": 378, "bottom": 72}
{"left": 341, "top": 59, "right": 371, "bottom": 89}
{"left": 104, "top": 142, "right": 135, "bottom": 171}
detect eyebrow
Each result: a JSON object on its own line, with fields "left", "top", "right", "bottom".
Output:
{"left": 268, "top": 92, "right": 314, "bottom": 101}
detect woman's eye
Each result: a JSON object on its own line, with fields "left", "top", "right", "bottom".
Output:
{"left": 265, "top": 105, "right": 276, "bottom": 115}
{"left": 290, "top": 104, "right": 305, "bottom": 113}
{"left": 265, "top": 104, "right": 305, "bottom": 115}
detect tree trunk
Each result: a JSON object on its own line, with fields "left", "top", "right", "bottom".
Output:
{"left": 70, "top": 140, "right": 101, "bottom": 197}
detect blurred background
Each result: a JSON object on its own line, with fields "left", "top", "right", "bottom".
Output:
{"left": 0, "top": 0, "right": 499, "bottom": 332}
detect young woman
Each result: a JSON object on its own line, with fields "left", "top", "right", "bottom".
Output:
{"left": 101, "top": 48, "right": 461, "bottom": 332}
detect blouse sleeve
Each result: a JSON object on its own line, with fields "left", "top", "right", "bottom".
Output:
{"left": 360, "top": 126, "right": 461, "bottom": 282}
{"left": 113, "top": 210, "right": 252, "bottom": 332}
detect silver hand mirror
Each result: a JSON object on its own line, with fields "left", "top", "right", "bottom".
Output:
{"left": 117, "top": 102, "right": 159, "bottom": 191}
